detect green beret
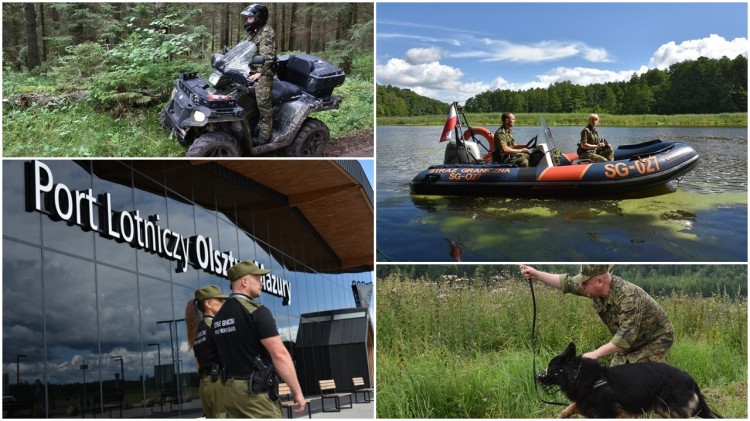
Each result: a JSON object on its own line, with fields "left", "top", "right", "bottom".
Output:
{"left": 571, "top": 264, "right": 614, "bottom": 284}
{"left": 195, "top": 285, "right": 228, "bottom": 301}
{"left": 227, "top": 259, "right": 271, "bottom": 281}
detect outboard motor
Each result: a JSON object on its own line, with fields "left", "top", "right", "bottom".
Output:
{"left": 444, "top": 140, "right": 482, "bottom": 164}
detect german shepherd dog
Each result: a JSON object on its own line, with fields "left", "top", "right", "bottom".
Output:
{"left": 537, "top": 343, "right": 722, "bottom": 418}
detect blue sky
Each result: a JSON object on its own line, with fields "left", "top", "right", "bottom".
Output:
{"left": 377, "top": 2, "right": 748, "bottom": 103}
{"left": 358, "top": 159, "right": 374, "bottom": 187}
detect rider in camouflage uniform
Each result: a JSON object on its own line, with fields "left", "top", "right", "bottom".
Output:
{"left": 241, "top": 4, "right": 276, "bottom": 145}
{"left": 522, "top": 264, "right": 675, "bottom": 366}
{"left": 578, "top": 113, "right": 614, "bottom": 162}
{"left": 493, "top": 112, "right": 531, "bottom": 166}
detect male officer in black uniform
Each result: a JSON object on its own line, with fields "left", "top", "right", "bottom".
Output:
{"left": 212, "top": 260, "right": 306, "bottom": 418}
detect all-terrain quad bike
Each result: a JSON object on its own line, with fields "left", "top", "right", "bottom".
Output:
{"left": 160, "top": 40, "right": 345, "bottom": 157}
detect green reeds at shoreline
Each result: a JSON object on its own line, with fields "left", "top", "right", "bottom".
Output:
{"left": 376, "top": 274, "right": 747, "bottom": 418}
{"left": 377, "top": 112, "right": 747, "bottom": 127}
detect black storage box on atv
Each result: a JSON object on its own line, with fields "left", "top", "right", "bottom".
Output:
{"left": 277, "top": 54, "right": 346, "bottom": 98}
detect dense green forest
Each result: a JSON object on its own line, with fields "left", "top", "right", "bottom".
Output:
{"left": 376, "top": 84, "right": 447, "bottom": 116}
{"left": 376, "top": 264, "right": 747, "bottom": 298}
{"left": 377, "top": 55, "right": 747, "bottom": 117}
{"left": 2, "top": 3, "right": 373, "bottom": 156}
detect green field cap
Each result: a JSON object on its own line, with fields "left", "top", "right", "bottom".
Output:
{"left": 227, "top": 259, "right": 271, "bottom": 281}
{"left": 571, "top": 264, "right": 614, "bottom": 284}
{"left": 195, "top": 285, "right": 229, "bottom": 301}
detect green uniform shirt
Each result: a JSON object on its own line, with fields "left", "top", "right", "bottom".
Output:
{"left": 493, "top": 127, "right": 514, "bottom": 154}
{"left": 246, "top": 25, "right": 276, "bottom": 76}
{"left": 561, "top": 275, "right": 675, "bottom": 352}
{"left": 581, "top": 125, "right": 599, "bottom": 147}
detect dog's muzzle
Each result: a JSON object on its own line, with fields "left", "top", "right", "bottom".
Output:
{"left": 536, "top": 369, "right": 551, "bottom": 384}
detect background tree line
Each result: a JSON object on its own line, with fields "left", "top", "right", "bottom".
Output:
{"left": 377, "top": 55, "right": 747, "bottom": 117}
{"left": 376, "top": 84, "right": 447, "bottom": 117}
{"left": 376, "top": 264, "right": 747, "bottom": 298}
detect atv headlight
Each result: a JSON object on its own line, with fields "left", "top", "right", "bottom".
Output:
{"left": 171, "top": 87, "right": 176, "bottom": 100}
{"left": 193, "top": 110, "right": 207, "bottom": 123}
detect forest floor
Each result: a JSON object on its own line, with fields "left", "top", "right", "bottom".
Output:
{"left": 324, "top": 130, "right": 374, "bottom": 158}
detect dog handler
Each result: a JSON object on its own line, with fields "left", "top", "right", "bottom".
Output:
{"left": 521, "top": 264, "right": 675, "bottom": 365}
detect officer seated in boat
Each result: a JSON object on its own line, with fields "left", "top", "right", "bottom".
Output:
{"left": 493, "top": 112, "right": 531, "bottom": 167}
{"left": 578, "top": 113, "right": 614, "bottom": 162}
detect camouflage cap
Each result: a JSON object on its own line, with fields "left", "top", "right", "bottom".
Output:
{"left": 227, "top": 259, "right": 271, "bottom": 281}
{"left": 571, "top": 264, "right": 614, "bottom": 284}
{"left": 194, "top": 285, "right": 229, "bottom": 301}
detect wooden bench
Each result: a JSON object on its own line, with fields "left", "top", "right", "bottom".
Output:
{"left": 318, "top": 379, "right": 352, "bottom": 413}
{"left": 2, "top": 399, "right": 35, "bottom": 418}
{"left": 90, "top": 393, "right": 123, "bottom": 418}
{"left": 158, "top": 389, "right": 178, "bottom": 412}
{"left": 278, "top": 382, "right": 317, "bottom": 419}
{"left": 352, "top": 377, "right": 374, "bottom": 403}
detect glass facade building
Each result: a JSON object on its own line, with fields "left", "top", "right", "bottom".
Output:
{"left": 3, "top": 159, "right": 373, "bottom": 418}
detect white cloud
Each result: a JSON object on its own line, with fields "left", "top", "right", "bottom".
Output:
{"left": 405, "top": 47, "right": 443, "bottom": 64}
{"left": 457, "top": 40, "right": 613, "bottom": 63}
{"left": 649, "top": 34, "right": 748, "bottom": 69}
{"left": 537, "top": 66, "right": 649, "bottom": 86}
{"left": 377, "top": 58, "right": 464, "bottom": 90}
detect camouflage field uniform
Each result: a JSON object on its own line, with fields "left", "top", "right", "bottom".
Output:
{"left": 246, "top": 24, "right": 277, "bottom": 141}
{"left": 579, "top": 125, "right": 614, "bottom": 162}
{"left": 493, "top": 127, "right": 529, "bottom": 166}
{"left": 561, "top": 274, "right": 675, "bottom": 366}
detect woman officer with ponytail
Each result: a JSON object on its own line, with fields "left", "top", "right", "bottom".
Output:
{"left": 185, "top": 285, "right": 228, "bottom": 418}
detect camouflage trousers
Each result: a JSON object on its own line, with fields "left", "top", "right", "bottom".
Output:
{"left": 245, "top": 73, "right": 274, "bottom": 140}
{"left": 610, "top": 334, "right": 674, "bottom": 366}
{"left": 579, "top": 148, "right": 614, "bottom": 162}
{"left": 497, "top": 153, "right": 530, "bottom": 167}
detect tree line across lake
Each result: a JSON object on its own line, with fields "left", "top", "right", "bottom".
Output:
{"left": 377, "top": 55, "right": 747, "bottom": 117}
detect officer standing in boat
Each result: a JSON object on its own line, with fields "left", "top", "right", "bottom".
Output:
{"left": 578, "top": 113, "right": 614, "bottom": 162}
{"left": 493, "top": 112, "right": 531, "bottom": 166}
{"left": 212, "top": 260, "right": 306, "bottom": 418}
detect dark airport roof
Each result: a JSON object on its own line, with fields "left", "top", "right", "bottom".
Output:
{"left": 87, "top": 160, "right": 373, "bottom": 274}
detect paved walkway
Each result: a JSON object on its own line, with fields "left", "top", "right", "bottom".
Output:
{"left": 155, "top": 393, "right": 374, "bottom": 419}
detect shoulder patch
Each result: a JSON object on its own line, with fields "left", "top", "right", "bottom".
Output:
{"left": 238, "top": 298, "right": 264, "bottom": 314}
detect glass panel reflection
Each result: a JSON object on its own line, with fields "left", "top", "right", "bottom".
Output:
{"left": 3, "top": 161, "right": 42, "bottom": 243}
{"left": 3, "top": 240, "right": 44, "bottom": 415}
{"left": 96, "top": 264, "right": 142, "bottom": 414}
{"left": 43, "top": 251, "right": 96, "bottom": 417}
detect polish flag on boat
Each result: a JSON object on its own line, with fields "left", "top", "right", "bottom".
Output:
{"left": 439, "top": 104, "right": 459, "bottom": 142}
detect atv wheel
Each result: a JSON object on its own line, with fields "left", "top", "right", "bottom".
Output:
{"left": 186, "top": 132, "right": 241, "bottom": 157}
{"left": 286, "top": 118, "right": 329, "bottom": 157}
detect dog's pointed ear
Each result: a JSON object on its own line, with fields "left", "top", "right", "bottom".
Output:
{"left": 563, "top": 342, "right": 576, "bottom": 357}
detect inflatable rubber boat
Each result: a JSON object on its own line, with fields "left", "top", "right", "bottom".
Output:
{"left": 410, "top": 128, "right": 700, "bottom": 197}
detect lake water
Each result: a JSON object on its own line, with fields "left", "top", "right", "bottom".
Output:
{"left": 376, "top": 125, "right": 747, "bottom": 262}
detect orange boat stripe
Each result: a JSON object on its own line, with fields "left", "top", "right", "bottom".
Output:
{"left": 538, "top": 164, "right": 592, "bottom": 181}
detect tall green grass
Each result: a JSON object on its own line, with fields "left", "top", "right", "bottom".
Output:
{"left": 377, "top": 274, "right": 747, "bottom": 418}
{"left": 377, "top": 112, "right": 747, "bottom": 127}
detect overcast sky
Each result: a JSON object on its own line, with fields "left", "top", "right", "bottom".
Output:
{"left": 377, "top": 2, "right": 748, "bottom": 104}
